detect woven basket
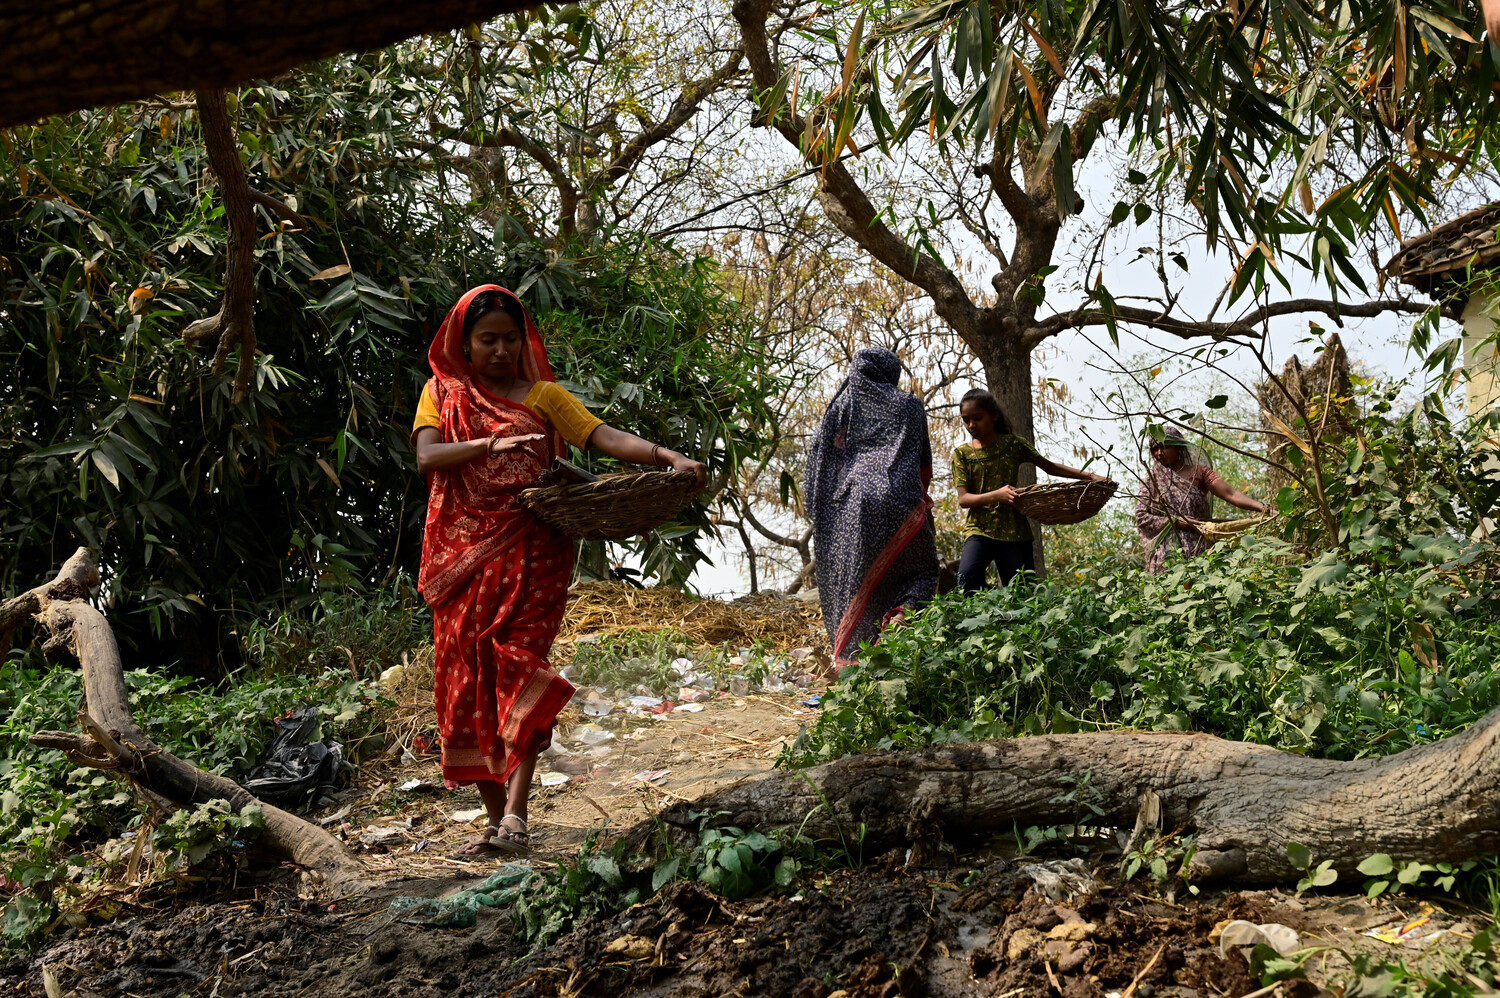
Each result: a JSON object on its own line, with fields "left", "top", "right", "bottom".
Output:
{"left": 1012, "top": 480, "right": 1119, "bottom": 525}
{"left": 521, "top": 470, "right": 699, "bottom": 541}
{"left": 1186, "top": 511, "right": 1278, "bottom": 542}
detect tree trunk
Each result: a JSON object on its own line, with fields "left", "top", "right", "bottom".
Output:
{"left": 651, "top": 717, "right": 1500, "bottom": 883}
{"left": 3, "top": 549, "right": 364, "bottom": 887}
{"left": 1, "top": 0, "right": 539, "bottom": 129}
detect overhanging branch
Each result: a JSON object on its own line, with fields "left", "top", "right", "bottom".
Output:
{"left": 1024, "top": 296, "right": 1438, "bottom": 350}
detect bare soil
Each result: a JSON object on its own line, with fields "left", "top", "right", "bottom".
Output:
{"left": 5, "top": 682, "right": 1486, "bottom": 998}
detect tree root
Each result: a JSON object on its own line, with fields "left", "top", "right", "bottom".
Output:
{"left": 641, "top": 717, "right": 1500, "bottom": 884}
{"left": 6, "top": 549, "right": 364, "bottom": 887}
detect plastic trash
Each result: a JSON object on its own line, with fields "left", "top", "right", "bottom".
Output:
{"left": 673, "top": 703, "right": 705, "bottom": 713}
{"left": 678, "top": 687, "right": 711, "bottom": 703}
{"left": 1218, "top": 920, "right": 1301, "bottom": 958}
{"left": 538, "top": 772, "right": 569, "bottom": 787}
{"left": 390, "top": 863, "right": 534, "bottom": 927}
{"left": 800, "top": 695, "right": 824, "bottom": 707}
{"left": 572, "top": 724, "right": 615, "bottom": 746}
{"left": 243, "top": 708, "right": 347, "bottom": 812}
{"left": 1021, "top": 858, "right": 1098, "bottom": 901}
{"left": 451, "top": 808, "right": 486, "bottom": 824}
{"left": 628, "top": 695, "right": 664, "bottom": 710}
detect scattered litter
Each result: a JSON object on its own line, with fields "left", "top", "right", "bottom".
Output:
{"left": 1021, "top": 858, "right": 1098, "bottom": 901}
{"left": 670, "top": 657, "right": 696, "bottom": 675}
{"left": 628, "top": 769, "right": 671, "bottom": 785}
{"left": 451, "top": 808, "right": 486, "bottom": 824}
{"left": 673, "top": 703, "right": 705, "bottom": 713}
{"left": 378, "top": 664, "right": 407, "bottom": 690}
{"left": 1218, "top": 920, "right": 1301, "bottom": 959}
{"left": 244, "top": 708, "right": 348, "bottom": 812}
{"left": 1364, "top": 906, "right": 1447, "bottom": 949}
{"left": 399, "top": 778, "right": 431, "bottom": 792}
{"left": 728, "top": 677, "right": 751, "bottom": 695}
{"left": 582, "top": 695, "right": 614, "bottom": 718}
{"left": 317, "top": 805, "right": 351, "bottom": 827}
{"left": 650, "top": 701, "right": 676, "bottom": 714}
{"left": 678, "top": 687, "right": 711, "bottom": 703}
{"left": 793, "top": 673, "right": 815, "bottom": 687}
{"left": 538, "top": 772, "right": 570, "bottom": 787}
{"left": 573, "top": 724, "right": 616, "bottom": 746}
{"left": 790, "top": 647, "right": 813, "bottom": 660}
{"left": 360, "top": 820, "right": 414, "bottom": 847}
{"left": 800, "top": 695, "right": 824, "bottom": 707}
{"left": 410, "top": 840, "right": 430, "bottom": 854}
{"left": 628, "top": 696, "right": 664, "bottom": 710}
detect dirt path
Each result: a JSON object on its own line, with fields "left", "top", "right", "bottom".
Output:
{"left": 325, "top": 689, "right": 818, "bottom": 878}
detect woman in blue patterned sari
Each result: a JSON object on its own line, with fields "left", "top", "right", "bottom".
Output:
{"left": 805, "top": 348, "right": 939, "bottom": 670}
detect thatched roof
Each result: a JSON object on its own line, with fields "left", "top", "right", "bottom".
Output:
{"left": 1386, "top": 202, "right": 1500, "bottom": 297}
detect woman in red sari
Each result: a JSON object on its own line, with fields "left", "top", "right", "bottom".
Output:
{"left": 412, "top": 285, "right": 706, "bottom": 854}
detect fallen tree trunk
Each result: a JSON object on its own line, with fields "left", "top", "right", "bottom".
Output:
{"left": 1, "top": 1, "right": 539, "bottom": 129}
{"left": 655, "top": 717, "right": 1500, "bottom": 883}
{"left": 4, "top": 549, "right": 362, "bottom": 886}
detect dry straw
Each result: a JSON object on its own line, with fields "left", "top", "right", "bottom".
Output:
{"left": 1186, "top": 511, "right": 1279, "bottom": 542}
{"left": 1012, "top": 480, "right": 1119, "bottom": 525}
{"left": 520, "top": 470, "right": 699, "bottom": 540}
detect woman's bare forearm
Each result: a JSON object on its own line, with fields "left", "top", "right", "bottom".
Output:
{"left": 414, "top": 428, "right": 487, "bottom": 474}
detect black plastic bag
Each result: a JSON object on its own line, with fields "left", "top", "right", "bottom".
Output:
{"left": 243, "top": 708, "right": 346, "bottom": 812}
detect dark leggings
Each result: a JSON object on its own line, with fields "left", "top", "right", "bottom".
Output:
{"left": 958, "top": 535, "right": 1035, "bottom": 593}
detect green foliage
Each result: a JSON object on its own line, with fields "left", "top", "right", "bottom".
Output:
{"left": 1357, "top": 853, "right": 1485, "bottom": 899}
{"left": 1276, "top": 386, "right": 1500, "bottom": 558}
{"left": 1121, "top": 833, "right": 1198, "bottom": 897}
{"left": 151, "top": 799, "right": 265, "bottom": 871}
{"left": 514, "top": 815, "right": 800, "bottom": 950}
{"left": 783, "top": 534, "right": 1500, "bottom": 766}
{"left": 1287, "top": 841, "right": 1339, "bottom": 894}
{"left": 0, "top": 650, "right": 378, "bottom": 951}
{"left": 0, "top": 48, "right": 780, "bottom": 654}
{"left": 854, "top": 0, "right": 1500, "bottom": 285}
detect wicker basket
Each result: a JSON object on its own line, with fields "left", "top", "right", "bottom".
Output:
{"left": 1011, "top": 480, "right": 1119, "bottom": 525}
{"left": 1186, "top": 511, "right": 1278, "bottom": 542}
{"left": 521, "top": 470, "right": 699, "bottom": 541}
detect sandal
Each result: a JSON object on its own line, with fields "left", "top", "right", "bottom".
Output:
{"left": 450, "top": 825, "right": 503, "bottom": 858}
{"left": 490, "top": 814, "right": 532, "bottom": 855}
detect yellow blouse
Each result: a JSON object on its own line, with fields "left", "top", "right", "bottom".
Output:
{"left": 412, "top": 381, "right": 603, "bottom": 449}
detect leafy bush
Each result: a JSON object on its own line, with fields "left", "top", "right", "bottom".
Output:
{"left": 784, "top": 535, "right": 1500, "bottom": 766}
{"left": 0, "top": 649, "right": 379, "bottom": 949}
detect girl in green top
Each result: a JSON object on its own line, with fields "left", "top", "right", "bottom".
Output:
{"left": 952, "top": 389, "right": 1105, "bottom": 592}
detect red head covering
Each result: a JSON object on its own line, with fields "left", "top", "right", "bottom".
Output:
{"left": 429, "top": 284, "right": 555, "bottom": 390}
{"left": 417, "top": 285, "right": 560, "bottom": 606}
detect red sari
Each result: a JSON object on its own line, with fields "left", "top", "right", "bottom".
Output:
{"left": 418, "top": 285, "right": 576, "bottom": 788}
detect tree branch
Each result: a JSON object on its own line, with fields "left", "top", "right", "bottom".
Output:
{"left": 1024, "top": 296, "right": 1437, "bottom": 350}
{"left": 592, "top": 48, "right": 745, "bottom": 192}
{"left": 181, "top": 89, "right": 258, "bottom": 403}
{"left": 732, "top": 0, "right": 980, "bottom": 339}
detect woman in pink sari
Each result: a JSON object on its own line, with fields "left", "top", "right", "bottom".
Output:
{"left": 412, "top": 285, "right": 705, "bottom": 854}
{"left": 1135, "top": 426, "right": 1267, "bottom": 574}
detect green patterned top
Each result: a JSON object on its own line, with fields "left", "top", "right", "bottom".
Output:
{"left": 951, "top": 435, "right": 1040, "bottom": 541}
